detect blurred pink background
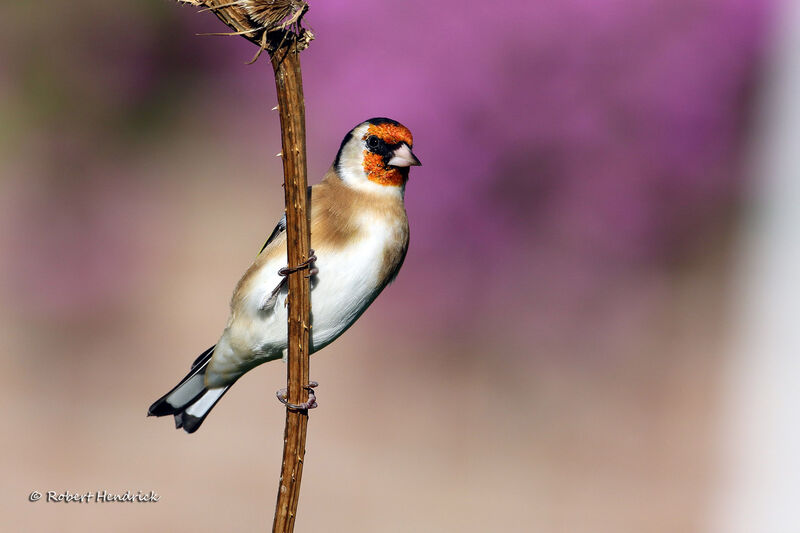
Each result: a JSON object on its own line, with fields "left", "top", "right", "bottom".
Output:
{"left": 1, "top": 1, "right": 795, "bottom": 531}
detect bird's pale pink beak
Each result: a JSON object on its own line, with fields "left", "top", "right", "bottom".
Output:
{"left": 387, "top": 143, "right": 421, "bottom": 167}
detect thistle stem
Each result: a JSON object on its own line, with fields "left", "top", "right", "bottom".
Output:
{"left": 269, "top": 37, "right": 312, "bottom": 533}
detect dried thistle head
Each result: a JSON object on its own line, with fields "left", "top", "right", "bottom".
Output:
{"left": 178, "top": 0, "right": 312, "bottom": 58}
{"left": 244, "top": 0, "right": 306, "bottom": 28}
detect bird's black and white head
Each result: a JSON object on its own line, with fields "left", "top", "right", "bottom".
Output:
{"left": 334, "top": 118, "right": 421, "bottom": 195}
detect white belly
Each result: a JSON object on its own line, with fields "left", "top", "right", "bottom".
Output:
{"left": 307, "top": 232, "right": 387, "bottom": 349}
{"left": 210, "top": 223, "right": 392, "bottom": 384}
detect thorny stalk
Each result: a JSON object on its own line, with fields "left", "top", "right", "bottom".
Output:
{"left": 175, "top": 1, "right": 314, "bottom": 531}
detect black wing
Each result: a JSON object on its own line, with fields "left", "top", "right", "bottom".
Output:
{"left": 258, "top": 214, "right": 286, "bottom": 254}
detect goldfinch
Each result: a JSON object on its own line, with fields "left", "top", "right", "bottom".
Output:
{"left": 148, "top": 118, "right": 421, "bottom": 433}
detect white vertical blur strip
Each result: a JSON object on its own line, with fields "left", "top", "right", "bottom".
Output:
{"left": 707, "top": 3, "right": 800, "bottom": 533}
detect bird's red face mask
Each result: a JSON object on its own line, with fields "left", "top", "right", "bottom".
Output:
{"left": 362, "top": 123, "right": 420, "bottom": 187}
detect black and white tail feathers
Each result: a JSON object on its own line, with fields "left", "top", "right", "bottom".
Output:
{"left": 148, "top": 345, "right": 231, "bottom": 434}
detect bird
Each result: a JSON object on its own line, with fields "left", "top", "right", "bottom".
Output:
{"left": 148, "top": 118, "right": 421, "bottom": 433}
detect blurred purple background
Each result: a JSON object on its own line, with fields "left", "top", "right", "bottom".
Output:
{"left": 0, "top": 1, "right": 783, "bottom": 531}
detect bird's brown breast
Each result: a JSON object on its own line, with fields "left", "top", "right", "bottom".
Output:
{"left": 233, "top": 169, "right": 409, "bottom": 312}
{"left": 312, "top": 170, "right": 409, "bottom": 283}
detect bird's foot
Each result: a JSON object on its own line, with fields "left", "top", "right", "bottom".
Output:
{"left": 276, "top": 381, "right": 318, "bottom": 411}
{"left": 278, "top": 249, "right": 317, "bottom": 278}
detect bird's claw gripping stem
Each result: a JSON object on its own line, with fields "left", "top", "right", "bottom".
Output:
{"left": 276, "top": 381, "right": 318, "bottom": 411}
{"left": 278, "top": 249, "right": 318, "bottom": 278}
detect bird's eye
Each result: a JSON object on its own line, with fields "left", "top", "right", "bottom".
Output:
{"left": 366, "top": 136, "right": 380, "bottom": 150}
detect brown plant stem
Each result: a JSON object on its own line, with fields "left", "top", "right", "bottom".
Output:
{"left": 174, "top": 2, "right": 313, "bottom": 530}
{"left": 270, "top": 40, "right": 312, "bottom": 533}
